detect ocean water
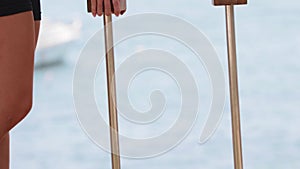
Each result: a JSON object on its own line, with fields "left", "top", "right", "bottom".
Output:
{"left": 10, "top": 0, "right": 300, "bottom": 169}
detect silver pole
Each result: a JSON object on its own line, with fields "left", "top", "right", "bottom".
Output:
{"left": 103, "top": 14, "right": 121, "bottom": 169}
{"left": 225, "top": 5, "right": 244, "bottom": 169}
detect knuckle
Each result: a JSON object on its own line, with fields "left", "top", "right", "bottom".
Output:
{"left": 92, "top": 5, "right": 96, "bottom": 10}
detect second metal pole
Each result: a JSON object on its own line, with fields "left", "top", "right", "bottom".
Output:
{"left": 103, "top": 14, "right": 121, "bottom": 169}
{"left": 225, "top": 5, "right": 244, "bottom": 169}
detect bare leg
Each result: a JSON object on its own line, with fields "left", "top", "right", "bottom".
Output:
{"left": 0, "top": 134, "right": 9, "bottom": 169}
{"left": 0, "top": 11, "right": 35, "bottom": 169}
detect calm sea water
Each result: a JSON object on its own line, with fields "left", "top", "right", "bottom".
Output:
{"left": 10, "top": 0, "right": 300, "bottom": 169}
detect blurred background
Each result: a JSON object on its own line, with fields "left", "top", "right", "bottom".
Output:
{"left": 11, "top": 0, "right": 300, "bottom": 169}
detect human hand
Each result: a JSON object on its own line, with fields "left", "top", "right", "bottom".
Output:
{"left": 90, "top": 0, "right": 126, "bottom": 17}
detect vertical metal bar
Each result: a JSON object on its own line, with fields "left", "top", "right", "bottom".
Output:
{"left": 103, "top": 14, "right": 121, "bottom": 169}
{"left": 225, "top": 5, "right": 244, "bottom": 169}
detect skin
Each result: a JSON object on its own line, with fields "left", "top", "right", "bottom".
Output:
{"left": 91, "top": 0, "right": 122, "bottom": 17}
{"left": 0, "top": 2, "right": 121, "bottom": 168}
{"left": 0, "top": 11, "right": 40, "bottom": 169}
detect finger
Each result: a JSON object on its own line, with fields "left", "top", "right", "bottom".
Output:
{"left": 91, "top": 0, "right": 97, "bottom": 17}
{"left": 112, "top": 0, "right": 120, "bottom": 16}
{"left": 97, "top": 0, "right": 103, "bottom": 16}
{"left": 104, "top": 0, "right": 112, "bottom": 16}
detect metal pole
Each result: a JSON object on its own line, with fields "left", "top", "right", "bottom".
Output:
{"left": 103, "top": 14, "right": 121, "bottom": 169}
{"left": 225, "top": 5, "right": 244, "bottom": 169}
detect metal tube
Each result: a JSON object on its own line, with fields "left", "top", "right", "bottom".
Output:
{"left": 225, "top": 5, "right": 244, "bottom": 169}
{"left": 103, "top": 14, "right": 121, "bottom": 169}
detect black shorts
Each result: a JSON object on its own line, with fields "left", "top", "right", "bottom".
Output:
{"left": 0, "top": 0, "right": 41, "bottom": 20}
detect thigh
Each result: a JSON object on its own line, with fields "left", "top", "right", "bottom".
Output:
{"left": 0, "top": 133, "right": 9, "bottom": 169}
{"left": 0, "top": 11, "right": 35, "bottom": 134}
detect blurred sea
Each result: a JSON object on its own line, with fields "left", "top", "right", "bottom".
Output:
{"left": 10, "top": 0, "right": 300, "bottom": 169}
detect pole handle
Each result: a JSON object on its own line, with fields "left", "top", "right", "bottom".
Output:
{"left": 87, "top": 0, "right": 127, "bottom": 14}
{"left": 213, "top": 0, "right": 247, "bottom": 6}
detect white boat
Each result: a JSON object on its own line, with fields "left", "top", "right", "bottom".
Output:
{"left": 35, "top": 19, "right": 82, "bottom": 69}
